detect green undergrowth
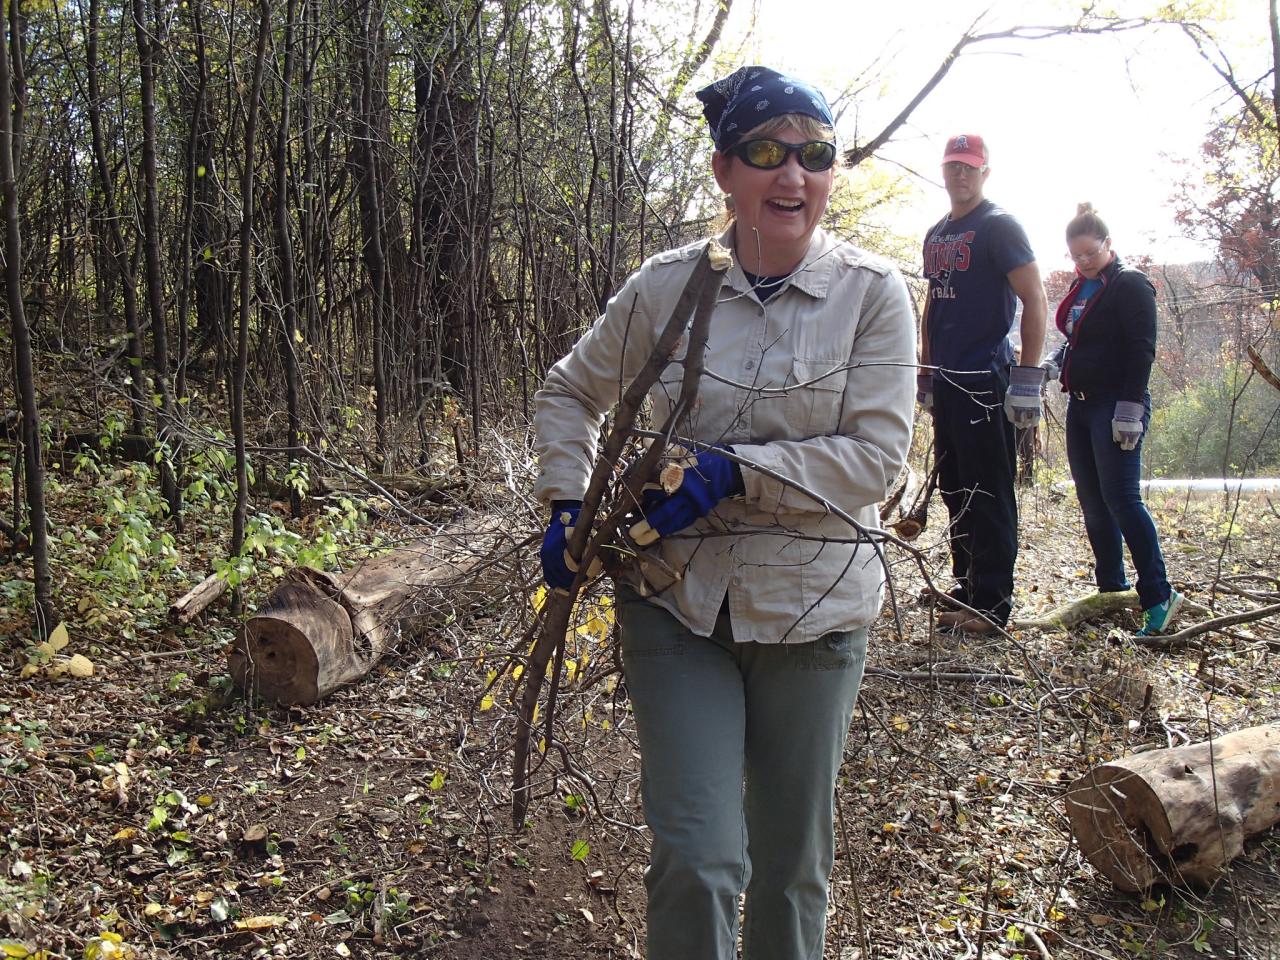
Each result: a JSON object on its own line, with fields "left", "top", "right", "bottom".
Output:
{"left": 0, "top": 415, "right": 388, "bottom": 651}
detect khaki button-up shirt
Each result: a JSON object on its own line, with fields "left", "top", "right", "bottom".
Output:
{"left": 534, "top": 228, "right": 917, "bottom": 643}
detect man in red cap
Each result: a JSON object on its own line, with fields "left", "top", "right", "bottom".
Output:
{"left": 917, "top": 134, "right": 1048, "bottom": 633}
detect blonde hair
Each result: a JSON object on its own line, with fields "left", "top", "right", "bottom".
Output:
{"left": 737, "top": 113, "right": 837, "bottom": 147}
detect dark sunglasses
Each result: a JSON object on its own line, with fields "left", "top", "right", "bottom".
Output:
{"left": 731, "top": 138, "right": 838, "bottom": 172}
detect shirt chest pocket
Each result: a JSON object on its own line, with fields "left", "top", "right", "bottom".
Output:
{"left": 785, "top": 357, "right": 848, "bottom": 438}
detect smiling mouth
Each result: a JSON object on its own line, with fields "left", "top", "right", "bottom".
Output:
{"left": 768, "top": 199, "right": 804, "bottom": 212}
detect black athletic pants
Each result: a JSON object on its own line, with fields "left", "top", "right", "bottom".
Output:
{"left": 932, "top": 371, "right": 1018, "bottom": 626}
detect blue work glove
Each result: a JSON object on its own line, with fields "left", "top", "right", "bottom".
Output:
{"left": 540, "top": 500, "right": 582, "bottom": 590}
{"left": 1004, "top": 365, "right": 1046, "bottom": 427}
{"left": 1111, "top": 400, "right": 1145, "bottom": 451}
{"left": 632, "top": 447, "right": 745, "bottom": 542}
{"left": 916, "top": 372, "right": 934, "bottom": 410}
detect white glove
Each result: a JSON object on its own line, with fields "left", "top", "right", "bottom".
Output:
{"left": 1004, "top": 365, "right": 1046, "bottom": 427}
{"left": 1112, "top": 400, "right": 1145, "bottom": 451}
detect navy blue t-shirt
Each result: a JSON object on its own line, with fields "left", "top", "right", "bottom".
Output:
{"left": 923, "top": 199, "right": 1036, "bottom": 376}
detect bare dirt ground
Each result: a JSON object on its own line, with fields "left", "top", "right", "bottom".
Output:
{"left": 2, "top": 458, "right": 1279, "bottom": 959}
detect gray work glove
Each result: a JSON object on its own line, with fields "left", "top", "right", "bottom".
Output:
{"left": 1004, "top": 365, "right": 1046, "bottom": 427}
{"left": 1040, "top": 358, "right": 1060, "bottom": 383}
{"left": 1111, "top": 400, "right": 1145, "bottom": 451}
{"left": 916, "top": 372, "right": 933, "bottom": 411}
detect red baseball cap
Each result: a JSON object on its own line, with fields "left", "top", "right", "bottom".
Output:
{"left": 942, "top": 134, "right": 987, "bottom": 168}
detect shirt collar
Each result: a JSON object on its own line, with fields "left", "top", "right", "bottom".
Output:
{"left": 717, "top": 226, "right": 836, "bottom": 301}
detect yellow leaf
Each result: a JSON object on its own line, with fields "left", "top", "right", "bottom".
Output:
{"left": 67, "top": 655, "right": 94, "bottom": 678}
{"left": 77, "top": 597, "right": 93, "bottom": 614}
{"left": 84, "top": 931, "right": 133, "bottom": 960}
{"left": 234, "top": 915, "right": 287, "bottom": 931}
{"left": 479, "top": 695, "right": 494, "bottom": 712}
{"left": 143, "top": 903, "right": 164, "bottom": 917}
{"left": 19, "top": 664, "right": 39, "bottom": 679}
{"left": 891, "top": 715, "right": 910, "bottom": 732}
{"left": 2, "top": 942, "right": 33, "bottom": 958}
{"left": 47, "top": 623, "right": 69, "bottom": 652}
{"left": 111, "top": 827, "right": 138, "bottom": 843}
{"left": 882, "top": 822, "right": 901, "bottom": 834}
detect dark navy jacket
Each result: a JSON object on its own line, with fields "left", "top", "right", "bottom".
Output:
{"left": 1052, "top": 256, "right": 1157, "bottom": 402}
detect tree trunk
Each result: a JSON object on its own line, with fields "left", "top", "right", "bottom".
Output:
{"left": 86, "top": 0, "right": 146, "bottom": 435}
{"left": 0, "top": 0, "right": 52, "bottom": 635}
{"left": 133, "top": 0, "right": 182, "bottom": 526}
{"left": 1065, "top": 723, "right": 1280, "bottom": 891}
{"left": 230, "top": 520, "right": 503, "bottom": 704}
{"left": 184, "top": 0, "right": 231, "bottom": 381}
{"left": 230, "top": 0, "right": 271, "bottom": 579}
{"left": 273, "top": 0, "right": 303, "bottom": 518}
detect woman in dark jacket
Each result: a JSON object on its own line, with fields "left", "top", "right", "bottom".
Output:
{"left": 1048, "top": 203, "right": 1182, "bottom": 635}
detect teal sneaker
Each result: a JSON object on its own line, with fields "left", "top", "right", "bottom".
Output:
{"left": 1135, "top": 591, "right": 1184, "bottom": 636}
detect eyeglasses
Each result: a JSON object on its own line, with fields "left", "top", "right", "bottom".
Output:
{"left": 1071, "top": 239, "right": 1110, "bottom": 262}
{"left": 942, "top": 161, "right": 986, "bottom": 176}
{"left": 731, "top": 138, "right": 838, "bottom": 172}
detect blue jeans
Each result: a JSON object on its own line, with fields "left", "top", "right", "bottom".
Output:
{"left": 617, "top": 587, "right": 867, "bottom": 960}
{"left": 1065, "top": 394, "right": 1171, "bottom": 610}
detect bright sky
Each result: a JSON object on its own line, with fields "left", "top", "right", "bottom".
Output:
{"left": 722, "top": 0, "right": 1263, "bottom": 269}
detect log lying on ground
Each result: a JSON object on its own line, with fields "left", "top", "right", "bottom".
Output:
{"left": 230, "top": 519, "right": 505, "bottom": 704}
{"left": 1014, "top": 590, "right": 1140, "bottom": 631}
{"left": 169, "top": 571, "right": 230, "bottom": 624}
{"left": 1065, "top": 723, "right": 1280, "bottom": 891}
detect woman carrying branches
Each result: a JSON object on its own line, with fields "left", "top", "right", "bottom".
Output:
{"left": 533, "top": 66, "right": 916, "bottom": 959}
{"left": 1045, "top": 204, "right": 1183, "bottom": 637}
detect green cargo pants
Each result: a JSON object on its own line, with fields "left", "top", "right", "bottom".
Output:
{"left": 617, "top": 587, "right": 868, "bottom": 960}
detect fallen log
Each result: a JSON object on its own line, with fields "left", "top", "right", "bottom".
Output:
{"left": 1014, "top": 590, "right": 1139, "bottom": 631}
{"left": 1064, "top": 723, "right": 1280, "bottom": 891}
{"left": 169, "top": 571, "right": 229, "bottom": 624}
{"left": 230, "top": 519, "right": 505, "bottom": 704}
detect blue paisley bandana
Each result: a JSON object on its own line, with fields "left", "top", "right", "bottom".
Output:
{"left": 695, "top": 66, "right": 833, "bottom": 151}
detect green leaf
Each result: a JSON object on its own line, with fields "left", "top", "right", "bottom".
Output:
{"left": 570, "top": 840, "right": 589, "bottom": 861}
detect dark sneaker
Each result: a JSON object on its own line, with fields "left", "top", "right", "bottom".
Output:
{"left": 1136, "top": 591, "right": 1184, "bottom": 636}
